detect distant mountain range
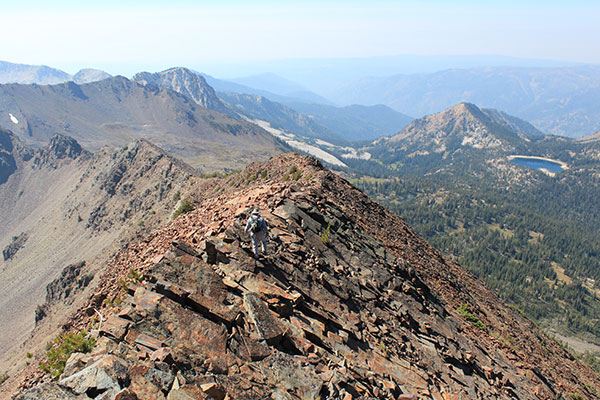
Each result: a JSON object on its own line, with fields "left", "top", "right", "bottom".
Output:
{"left": 200, "top": 72, "right": 334, "bottom": 107}
{"left": 134, "top": 67, "right": 412, "bottom": 143}
{"left": 197, "top": 54, "right": 585, "bottom": 93}
{"left": 327, "top": 65, "right": 600, "bottom": 138}
{"left": 288, "top": 102, "right": 413, "bottom": 142}
{"left": 218, "top": 92, "right": 343, "bottom": 143}
{"left": 0, "top": 75, "right": 286, "bottom": 170}
{"left": 0, "top": 60, "right": 111, "bottom": 85}
{"left": 227, "top": 72, "right": 334, "bottom": 105}
{"left": 0, "top": 61, "right": 72, "bottom": 85}
{"left": 4, "top": 59, "right": 600, "bottom": 140}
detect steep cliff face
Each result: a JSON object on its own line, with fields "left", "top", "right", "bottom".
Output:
{"left": 0, "top": 129, "right": 17, "bottom": 185}
{"left": 14, "top": 153, "right": 600, "bottom": 399}
{"left": 0, "top": 129, "right": 32, "bottom": 185}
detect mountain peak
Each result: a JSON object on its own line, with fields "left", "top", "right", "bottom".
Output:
{"left": 72, "top": 68, "right": 111, "bottom": 84}
{"left": 133, "top": 67, "right": 231, "bottom": 115}
{"left": 446, "top": 101, "right": 482, "bottom": 115}
{"left": 386, "top": 102, "right": 530, "bottom": 153}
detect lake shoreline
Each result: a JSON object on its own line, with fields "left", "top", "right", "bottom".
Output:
{"left": 508, "top": 155, "right": 569, "bottom": 170}
{"left": 508, "top": 155, "right": 568, "bottom": 176}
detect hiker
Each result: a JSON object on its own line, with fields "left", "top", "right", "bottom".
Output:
{"left": 244, "top": 208, "right": 269, "bottom": 258}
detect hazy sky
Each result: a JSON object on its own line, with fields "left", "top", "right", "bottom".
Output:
{"left": 2, "top": 0, "right": 599, "bottom": 76}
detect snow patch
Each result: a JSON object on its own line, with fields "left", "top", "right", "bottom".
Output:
{"left": 341, "top": 149, "right": 372, "bottom": 160}
{"left": 9, "top": 113, "right": 18, "bottom": 124}
{"left": 249, "top": 118, "right": 347, "bottom": 167}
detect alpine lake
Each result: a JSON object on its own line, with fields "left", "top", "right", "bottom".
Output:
{"left": 509, "top": 156, "right": 567, "bottom": 174}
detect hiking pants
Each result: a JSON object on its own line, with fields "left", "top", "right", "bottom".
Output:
{"left": 251, "top": 230, "right": 267, "bottom": 257}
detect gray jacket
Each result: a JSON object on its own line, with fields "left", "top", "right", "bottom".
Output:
{"left": 245, "top": 214, "right": 268, "bottom": 235}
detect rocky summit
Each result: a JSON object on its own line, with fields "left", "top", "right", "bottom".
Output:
{"left": 14, "top": 153, "right": 600, "bottom": 399}
{"left": 133, "top": 67, "right": 233, "bottom": 117}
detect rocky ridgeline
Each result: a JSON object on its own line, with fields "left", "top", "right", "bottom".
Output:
{"left": 32, "top": 133, "right": 91, "bottom": 169}
{"left": 15, "top": 154, "right": 600, "bottom": 399}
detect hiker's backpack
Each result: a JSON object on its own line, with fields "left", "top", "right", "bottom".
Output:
{"left": 249, "top": 216, "right": 262, "bottom": 233}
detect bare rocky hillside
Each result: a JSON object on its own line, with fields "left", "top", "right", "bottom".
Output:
{"left": 0, "top": 131, "right": 197, "bottom": 388}
{"left": 9, "top": 153, "right": 599, "bottom": 399}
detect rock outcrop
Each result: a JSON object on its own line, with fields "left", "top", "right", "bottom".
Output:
{"left": 35, "top": 261, "right": 94, "bottom": 324}
{"left": 15, "top": 153, "right": 600, "bottom": 399}
{"left": 2, "top": 232, "right": 28, "bottom": 261}
{"left": 0, "top": 129, "right": 18, "bottom": 185}
{"left": 33, "top": 133, "right": 90, "bottom": 169}
{"left": 133, "top": 67, "right": 233, "bottom": 116}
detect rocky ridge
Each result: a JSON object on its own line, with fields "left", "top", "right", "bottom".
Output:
{"left": 14, "top": 153, "right": 600, "bottom": 399}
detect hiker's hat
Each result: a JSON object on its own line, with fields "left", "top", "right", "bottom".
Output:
{"left": 252, "top": 207, "right": 260, "bottom": 215}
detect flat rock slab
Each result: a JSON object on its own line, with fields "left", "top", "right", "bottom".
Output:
{"left": 58, "top": 354, "right": 129, "bottom": 397}
{"left": 100, "top": 315, "right": 131, "bottom": 341}
{"left": 167, "top": 384, "right": 209, "bottom": 400}
{"left": 188, "top": 293, "right": 240, "bottom": 325}
{"left": 134, "top": 287, "right": 164, "bottom": 314}
{"left": 135, "top": 333, "right": 165, "bottom": 351}
{"left": 244, "top": 292, "right": 286, "bottom": 345}
{"left": 13, "top": 382, "right": 89, "bottom": 400}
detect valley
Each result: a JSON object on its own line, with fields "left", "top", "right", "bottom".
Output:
{"left": 342, "top": 103, "right": 600, "bottom": 358}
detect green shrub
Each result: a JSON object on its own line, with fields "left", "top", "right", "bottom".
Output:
{"left": 320, "top": 224, "right": 331, "bottom": 245}
{"left": 127, "top": 268, "right": 142, "bottom": 282}
{"left": 172, "top": 191, "right": 181, "bottom": 202}
{"left": 26, "top": 352, "right": 32, "bottom": 359}
{"left": 260, "top": 170, "right": 268, "bottom": 179}
{"left": 456, "top": 303, "right": 487, "bottom": 332}
{"left": 246, "top": 172, "right": 257, "bottom": 184}
{"left": 173, "top": 199, "right": 194, "bottom": 219}
{"left": 0, "top": 373, "right": 8, "bottom": 385}
{"left": 39, "top": 331, "right": 96, "bottom": 380}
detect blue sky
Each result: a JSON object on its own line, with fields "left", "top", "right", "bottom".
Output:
{"left": 2, "top": 0, "right": 598, "bottom": 76}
